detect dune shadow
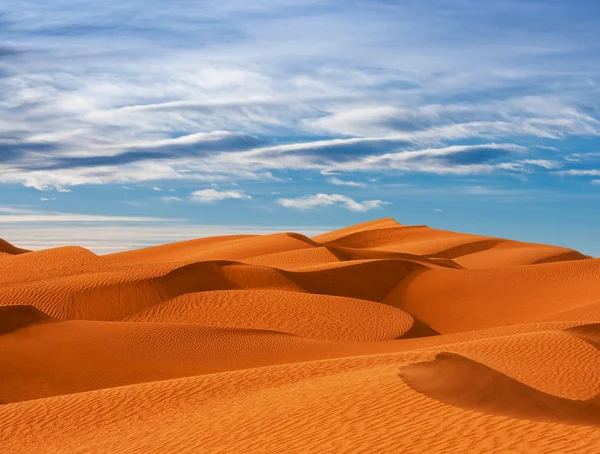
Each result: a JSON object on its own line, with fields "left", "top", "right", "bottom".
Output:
{"left": 398, "top": 351, "right": 600, "bottom": 426}
{"left": 0, "top": 305, "right": 53, "bottom": 334}
{"left": 567, "top": 323, "right": 600, "bottom": 350}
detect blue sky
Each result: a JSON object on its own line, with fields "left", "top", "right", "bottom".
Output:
{"left": 1, "top": 0, "right": 600, "bottom": 254}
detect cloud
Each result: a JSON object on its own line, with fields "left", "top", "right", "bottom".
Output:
{"left": 316, "top": 143, "right": 528, "bottom": 175}
{"left": 0, "top": 214, "right": 162, "bottom": 223}
{"left": 326, "top": 176, "right": 367, "bottom": 187}
{"left": 160, "top": 196, "right": 183, "bottom": 202}
{"left": 305, "top": 100, "right": 600, "bottom": 141}
{"left": 0, "top": 46, "right": 18, "bottom": 58}
{"left": 0, "top": 0, "right": 599, "bottom": 197}
{"left": 0, "top": 206, "right": 167, "bottom": 223}
{"left": 306, "top": 105, "right": 438, "bottom": 137}
{"left": 565, "top": 152, "right": 600, "bottom": 163}
{"left": 0, "top": 206, "right": 32, "bottom": 214}
{"left": 189, "top": 189, "right": 252, "bottom": 203}
{"left": 277, "top": 193, "right": 389, "bottom": 212}
{"left": 557, "top": 169, "right": 600, "bottom": 176}
{"left": 460, "top": 185, "right": 535, "bottom": 196}
{"left": 513, "top": 159, "right": 562, "bottom": 169}
{"left": 205, "top": 141, "right": 529, "bottom": 178}
{"left": 0, "top": 139, "right": 543, "bottom": 192}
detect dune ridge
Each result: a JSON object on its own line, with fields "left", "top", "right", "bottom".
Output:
{"left": 1, "top": 218, "right": 599, "bottom": 453}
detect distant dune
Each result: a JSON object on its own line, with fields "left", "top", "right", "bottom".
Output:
{"left": 2, "top": 218, "right": 600, "bottom": 453}
{"left": 0, "top": 238, "right": 29, "bottom": 256}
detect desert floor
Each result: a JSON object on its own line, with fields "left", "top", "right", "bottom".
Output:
{"left": 2, "top": 218, "right": 600, "bottom": 453}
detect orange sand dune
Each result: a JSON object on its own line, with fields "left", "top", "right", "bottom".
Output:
{"left": 1, "top": 218, "right": 599, "bottom": 453}
{"left": 0, "top": 238, "right": 29, "bottom": 255}
{"left": 318, "top": 223, "right": 586, "bottom": 267}
{"left": 399, "top": 352, "right": 600, "bottom": 426}
{"left": 383, "top": 256, "right": 600, "bottom": 333}
{"left": 120, "top": 289, "right": 416, "bottom": 341}
{"left": 107, "top": 232, "right": 317, "bottom": 262}
{"left": 312, "top": 217, "right": 403, "bottom": 242}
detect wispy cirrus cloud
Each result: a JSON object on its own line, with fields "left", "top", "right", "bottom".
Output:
{"left": 1, "top": 0, "right": 599, "bottom": 194}
{"left": 304, "top": 100, "right": 600, "bottom": 140}
{"left": 0, "top": 136, "right": 542, "bottom": 190}
{"left": 277, "top": 193, "right": 389, "bottom": 212}
{"left": 160, "top": 196, "right": 183, "bottom": 202}
{"left": 0, "top": 206, "right": 166, "bottom": 223}
{"left": 557, "top": 169, "right": 600, "bottom": 176}
{"left": 189, "top": 189, "right": 252, "bottom": 203}
{"left": 326, "top": 176, "right": 368, "bottom": 187}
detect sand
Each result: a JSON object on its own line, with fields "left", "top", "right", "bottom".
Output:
{"left": 1, "top": 218, "right": 599, "bottom": 453}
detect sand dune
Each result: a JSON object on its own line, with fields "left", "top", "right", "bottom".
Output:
{"left": 0, "top": 305, "right": 53, "bottom": 334}
{"left": 383, "top": 256, "right": 600, "bottom": 333}
{"left": 121, "top": 289, "right": 416, "bottom": 341}
{"left": 1, "top": 218, "right": 599, "bottom": 453}
{"left": 0, "top": 238, "right": 29, "bottom": 255}
{"left": 399, "top": 352, "right": 600, "bottom": 426}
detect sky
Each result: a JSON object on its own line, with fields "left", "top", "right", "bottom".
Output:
{"left": 1, "top": 0, "right": 600, "bottom": 254}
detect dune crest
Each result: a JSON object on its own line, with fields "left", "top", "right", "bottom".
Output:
{"left": 1, "top": 218, "right": 599, "bottom": 453}
{"left": 398, "top": 352, "right": 600, "bottom": 426}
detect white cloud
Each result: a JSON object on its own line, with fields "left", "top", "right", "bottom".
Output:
{"left": 558, "top": 169, "right": 600, "bottom": 176}
{"left": 161, "top": 196, "right": 183, "bottom": 202}
{"left": 1, "top": 0, "right": 599, "bottom": 196}
{"left": 0, "top": 214, "right": 161, "bottom": 223}
{"left": 513, "top": 159, "right": 562, "bottom": 169}
{"left": 0, "top": 207, "right": 33, "bottom": 214}
{"left": 277, "top": 193, "right": 389, "bottom": 212}
{"left": 326, "top": 176, "right": 367, "bottom": 187}
{"left": 317, "top": 143, "right": 527, "bottom": 175}
{"left": 189, "top": 189, "right": 252, "bottom": 203}
{"left": 305, "top": 100, "right": 600, "bottom": 140}
{"left": 460, "top": 185, "right": 533, "bottom": 196}
{"left": 565, "top": 152, "right": 600, "bottom": 162}
{"left": 0, "top": 206, "right": 167, "bottom": 223}
{"left": 0, "top": 138, "right": 558, "bottom": 193}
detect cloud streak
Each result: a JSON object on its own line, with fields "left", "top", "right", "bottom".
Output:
{"left": 0, "top": 206, "right": 167, "bottom": 223}
{"left": 277, "top": 193, "right": 389, "bottom": 212}
{"left": 326, "top": 177, "right": 368, "bottom": 187}
{"left": 0, "top": 0, "right": 598, "bottom": 190}
{"left": 189, "top": 189, "right": 252, "bottom": 203}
